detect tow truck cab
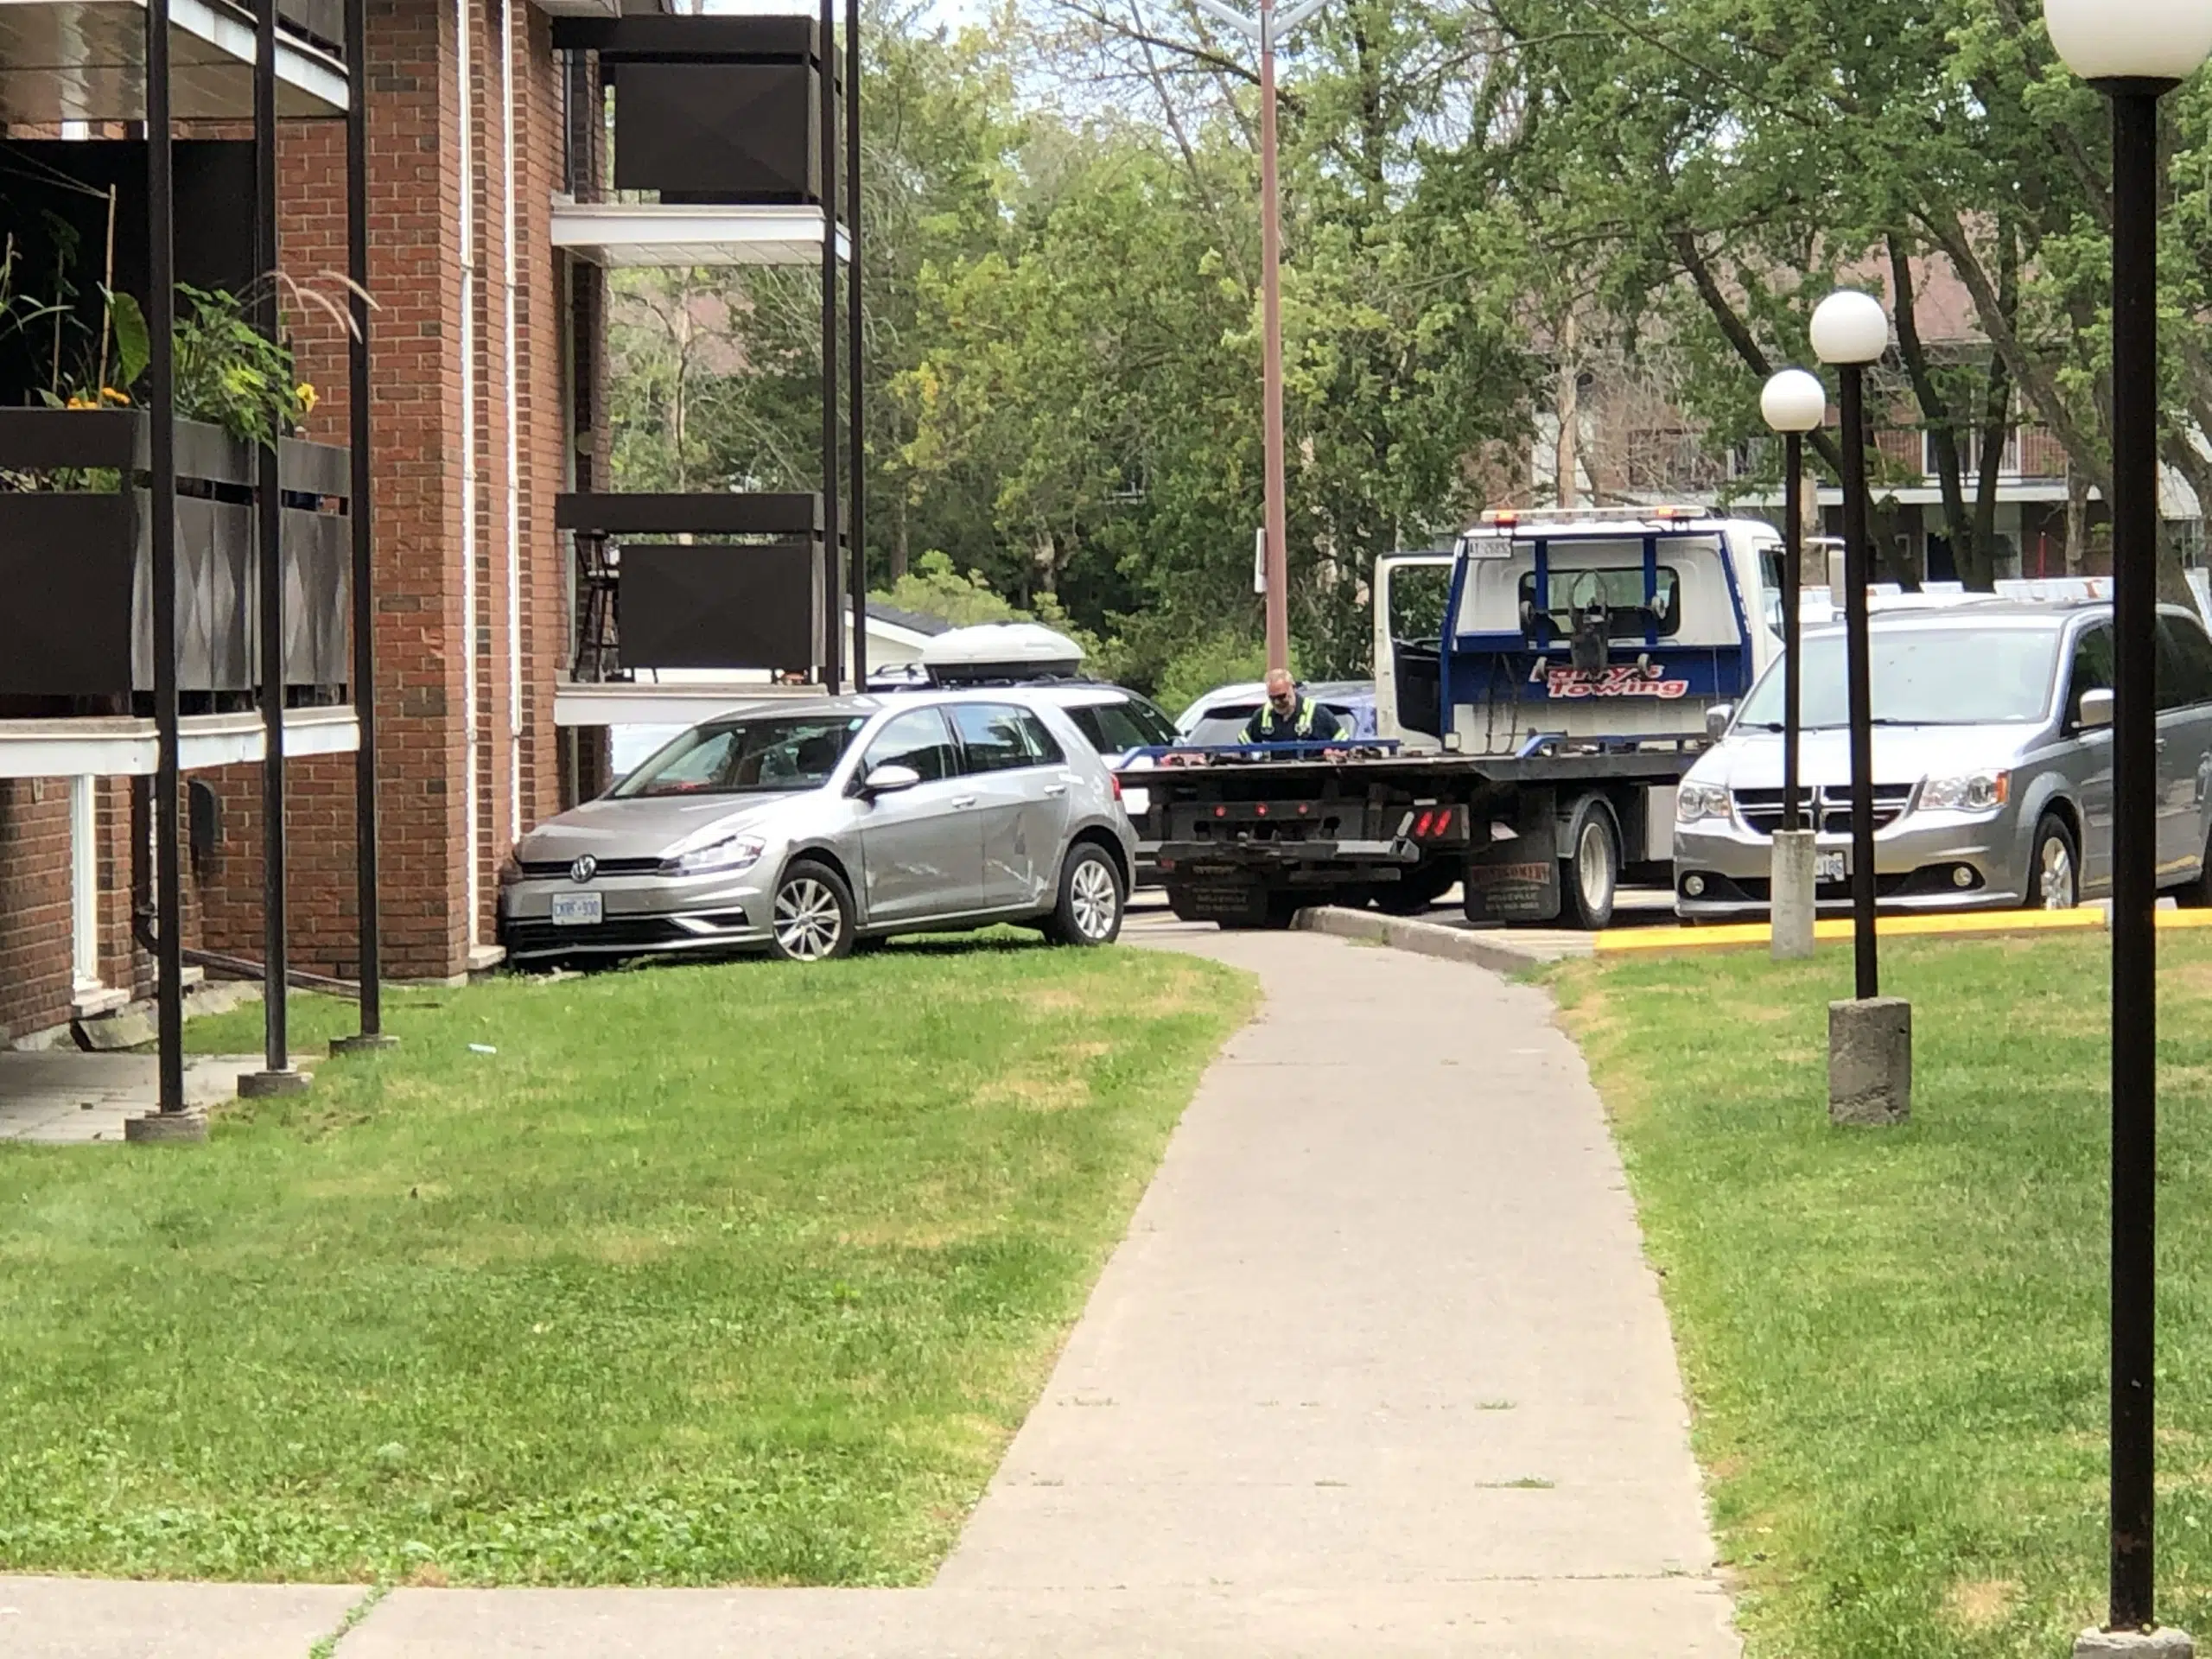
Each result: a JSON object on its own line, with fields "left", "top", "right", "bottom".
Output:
{"left": 1374, "top": 509, "right": 1789, "bottom": 754}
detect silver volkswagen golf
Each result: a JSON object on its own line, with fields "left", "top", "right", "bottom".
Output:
{"left": 499, "top": 691, "right": 1137, "bottom": 963}
{"left": 1674, "top": 599, "right": 2212, "bottom": 918}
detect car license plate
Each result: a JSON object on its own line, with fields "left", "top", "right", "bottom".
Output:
{"left": 550, "top": 892, "right": 603, "bottom": 927}
{"left": 1816, "top": 849, "right": 1849, "bottom": 885}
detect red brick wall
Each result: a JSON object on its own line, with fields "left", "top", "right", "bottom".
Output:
{"left": 0, "top": 780, "right": 73, "bottom": 1042}
{"left": 2, "top": 0, "right": 575, "bottom": 1020}
{"left": 187, "top": 0, "right": 571, "bottom": 982}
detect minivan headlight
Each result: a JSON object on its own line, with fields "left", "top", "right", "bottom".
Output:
{"left": 1920, "top": 772, "right": 2009, "bottom": 812}
{"left": 662, "top": 834, "right": 766, "bottom": 877}
{"left": 1676, "top": 783, "right": 1732, "bottom": 823}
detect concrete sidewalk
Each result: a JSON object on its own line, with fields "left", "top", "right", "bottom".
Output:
{"left": 10, "top": 922, "right": 1737, "bottom": 1657}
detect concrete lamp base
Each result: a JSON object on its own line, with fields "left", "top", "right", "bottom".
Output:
{"left": 330, "top": 1033, "right": 400, "bottom": 1057}
{"left": 1828, "top": 996, "right": 1911, "bottom": 1126}
{"left": 1770, "top": 830, "right": 1817, "bottom": 960}
{"left": 238, "top": 1069, "right": 313, "bottom": 1100}
{"left": 2075, "top": 1630, "right": 2194, "bottom": 1657}
{"left": 123, "top": 1109, "right": 209, "bottom": 1145}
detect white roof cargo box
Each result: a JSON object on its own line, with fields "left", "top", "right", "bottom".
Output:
{"left": 921, "top": 622, "right": 1086, "bottom": 684}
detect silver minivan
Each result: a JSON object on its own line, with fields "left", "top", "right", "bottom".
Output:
{"left": 499, "top": 691, "right": 1138, "bottom": 963}
{"left": 1674, "top": 599, "right": 2212, "bottom": 918}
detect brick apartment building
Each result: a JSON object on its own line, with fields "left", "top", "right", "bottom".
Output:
{"left": 0, "top": 0, "right": 587, "bottom": 1047}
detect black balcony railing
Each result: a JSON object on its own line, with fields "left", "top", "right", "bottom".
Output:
{"left": 0, "top": 408, "right": 351, "bottom": 700}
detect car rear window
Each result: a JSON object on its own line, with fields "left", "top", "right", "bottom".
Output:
{"left": 1068, "top": 696, "right": 1179, "bottom": 753}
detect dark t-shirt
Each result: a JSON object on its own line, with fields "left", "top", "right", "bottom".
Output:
{"left": 1243, "top": 696, "right": 1343, "bottom": 743}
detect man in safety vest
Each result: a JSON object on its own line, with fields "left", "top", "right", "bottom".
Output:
{"left": 1243, "top": 668, "right": 1344, "bottom": 744}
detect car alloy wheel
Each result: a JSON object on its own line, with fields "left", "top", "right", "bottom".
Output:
{"left": 2038, "top": 832, "right": 2076, "bottom": 910}
{"left": 774, "top": 875, "right": 844, "bottom": 960}
{"left": 1071, "top": 855, "right": 1121, "bottom": 941}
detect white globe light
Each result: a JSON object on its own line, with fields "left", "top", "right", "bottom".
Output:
{"left": 1810, "top": 289, "right": 1890, "bottom": 366}
{"left": 2045, "top": 0, "right": 2212, "bottom": 84}
{"left": 1761, "top": 368, "right": 1827, "bottom": 435}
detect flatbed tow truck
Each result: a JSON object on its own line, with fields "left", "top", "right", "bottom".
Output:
{"left": 1152, "top": 507, "right": 1793, "bottom": 931}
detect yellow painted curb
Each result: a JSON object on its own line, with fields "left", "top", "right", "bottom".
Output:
{"left": 1595, "top": 906, "right": 2107, "bottom": 955}
{"left": 2158, "top": 910, "right": 2212, "bottom": 930}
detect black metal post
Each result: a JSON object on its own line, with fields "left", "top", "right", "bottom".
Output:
{"left": 250, "top": 0, "right": 296, "bottom": 1088}
{"left": 845, "top": 0, "right": 866, "bottom": 688}
{"left": 149, "top": 0, "right": 185, "bottom": 1116}
{"left": 2106, "top": 78, "right": 2169, "bottom": 1637}
{"left": 335, "top": 0, "right": 392, "bottom": 1054}
{"left": 1837, "top": 363, "right": 1878, "bottom": 1000}
{"left": 817, "top": 0, "right": 842, "bottom": 689}
{"left": 1782, "top": 431, "right": 1803, "bottom": 835}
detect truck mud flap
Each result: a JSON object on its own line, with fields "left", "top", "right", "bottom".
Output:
{"left": 1462, "top": 789, "right": 1560, "bottom": 924}
{"left": 1165, "top": 875, "right": 1272, "bottom": 927}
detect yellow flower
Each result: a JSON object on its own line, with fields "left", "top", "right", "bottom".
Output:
{"left": 296, "top": 383, "right": 318, "bottom": 415}
{"left": 65, "top": 394, "right": 94, "bottom": 410}
{"left": 99, "top": 387, "right": 129, "bottom": 406}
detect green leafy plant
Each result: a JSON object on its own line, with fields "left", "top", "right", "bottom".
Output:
{"left": 169, "top": 283, "right": 313, "bottom": 448}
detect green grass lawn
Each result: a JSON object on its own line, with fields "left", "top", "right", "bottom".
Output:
{"left": 1550, "top": 932, "right": 2212, "bottom": 1657}
{"left": 0, "top": 936, "right": 1254, "bottom": 1586}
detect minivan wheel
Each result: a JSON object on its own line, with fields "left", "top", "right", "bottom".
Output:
{"left": 1046, "top": 843, "right": 1126, "bottom": 945}
{"left": 2028, "top": 814, "right": 2079, "bottom": 912}
{"left": 770, "top": 860, "right": 855, "bottom": 961}
{"left": 1559, "top": 797, "right": 1619, "bottom": 931}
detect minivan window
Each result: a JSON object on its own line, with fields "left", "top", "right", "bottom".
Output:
{"left": 2157, "top": 614, "right": 2212, "bottom": 710}
{"left": 2068, "top": 625, "right": 2117, "bottom": 725}
{"left": 1734, "top": 626, "right": 2063, "bottom": 728}
{"left": 614, "top": 715, "right": 866, "bottom": 798}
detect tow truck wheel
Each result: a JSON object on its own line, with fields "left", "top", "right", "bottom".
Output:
{"left": 1560, "top": 798, "right": 1619, "bottom": 931}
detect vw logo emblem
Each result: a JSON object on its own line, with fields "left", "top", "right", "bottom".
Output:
{"left": 569, "top": 855, "right": 597, "bottom": 884}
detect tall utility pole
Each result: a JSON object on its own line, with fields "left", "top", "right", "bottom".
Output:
{"left": 1194, "top": 0, "right": 1326, "bottom": 676}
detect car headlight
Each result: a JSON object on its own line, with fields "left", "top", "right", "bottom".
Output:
{"left": 1920, "top": 772, "right": 2009, "bottom": 812}
{"left": 662, "top": 834, "right": 766, "bottom": 877}
{"left": 1676, "top": 783, "right": 1732, "bottom": 823}
{"left": 497, "top": 849, "right": 525, "bottom": 888}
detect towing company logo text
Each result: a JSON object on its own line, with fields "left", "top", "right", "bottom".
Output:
{"left": 1531, "top": 663, "right": 1691, "bottom": 700}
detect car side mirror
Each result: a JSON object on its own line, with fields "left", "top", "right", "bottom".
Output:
{"left": 861, "top": 763, "right": 921, "bottom": 798}
{"left": 2078, "top": 687, "right": 2115, "bottom": 731}
{"left": 1705, "top": 703, "right": 1735, "bottom": 741}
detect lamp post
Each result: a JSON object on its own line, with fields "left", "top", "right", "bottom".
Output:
{"left": 1191, "top": 0, "right": 1327, "bottom": 676}
{"left": 2044, "top": 3, "right": 2212, "bottom": 1649}
{"left": 1761, "top": 367, "right": 1827, "bottom": 962}
{"left": 1810, "top": 291, "right": 1888, "bottom": 996}
{"left": 1810, "top": 289, "right": 1911, "bottom": 1128}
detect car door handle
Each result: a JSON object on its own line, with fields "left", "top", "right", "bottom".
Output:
{"left": 951, "top": 795, "right": 978, "bottom": 809}
{"left": 1044, "top": 785, "right": 1068, "bottom": 798}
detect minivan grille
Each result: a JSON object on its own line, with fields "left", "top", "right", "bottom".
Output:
{"left": 1731, "top": 784, "right": 1913, "bottom": 838}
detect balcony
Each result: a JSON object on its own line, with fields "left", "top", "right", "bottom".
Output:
{"left": 0, "top": 407, "right": 358, "bottom": 776}
{"left": 0, "top": 0, "right": 347, "bottom": 121}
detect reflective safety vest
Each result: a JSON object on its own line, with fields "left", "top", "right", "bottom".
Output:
{"left": 1247, "top": 696, "right": 1330, "bottom": 742}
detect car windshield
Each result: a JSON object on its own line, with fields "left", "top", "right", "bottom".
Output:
{"left": 1736, "top": 626, "right": 2062, "bottom": 729}
{"left": 613, "top": 715, "right": 867, "bottom": 798}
